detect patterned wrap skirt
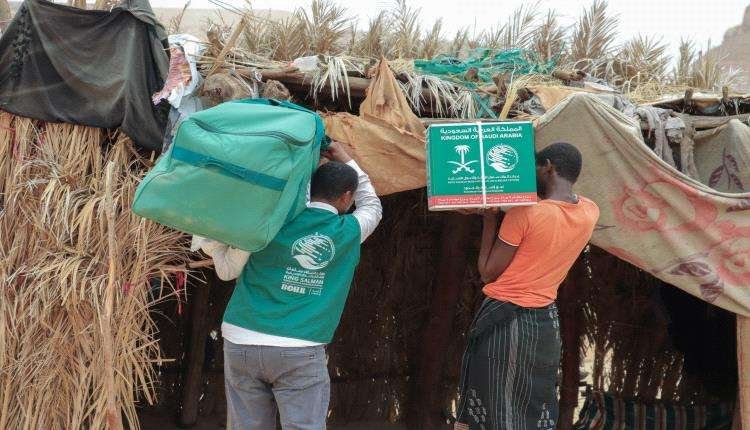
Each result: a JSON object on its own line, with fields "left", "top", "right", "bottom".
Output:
{"left": 455, "top": 298, "right": 562, "bottom": 430}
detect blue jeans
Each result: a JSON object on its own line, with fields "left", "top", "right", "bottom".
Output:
{"left": 223, "top": 340, "right": 330, "bottom": 429}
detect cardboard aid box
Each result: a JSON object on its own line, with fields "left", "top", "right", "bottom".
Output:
{"left": 427, "top": 121, "right": 538, "bottom": 210}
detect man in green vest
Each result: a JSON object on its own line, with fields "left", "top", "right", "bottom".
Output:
{"left": 192, "top": 141, "right": 382, "bottom": 430}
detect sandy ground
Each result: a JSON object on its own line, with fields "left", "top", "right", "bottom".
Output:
{"left": 137, "top": 343, "right": 596, "bottom": 429}
{"left": 138, "top": 412, "right": 412, "bottom": 430}
{"left": 138, "top": 361, "right": 593, "bottom": 430}
{"left": 138, "top": 407, "right": 460, "bottom": 429}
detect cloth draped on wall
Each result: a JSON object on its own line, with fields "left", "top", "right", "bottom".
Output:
{"left": 0, "top": 0, "right": 169, "bottom": 150}
{"left": 323, "top": 59, "right": 426, "bottom": 196}
{"left": 535, "top": 94, "right": 750, "bottom": 316}
{"left": 692, "top": 119, "right": 750, "bottom": 194}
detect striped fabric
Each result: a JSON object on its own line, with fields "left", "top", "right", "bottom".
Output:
{"left": 455, "top": 298, "right": 561, "bottom": 430}
{"left": 574, "top": 389, "right": 735, "bottom": 430}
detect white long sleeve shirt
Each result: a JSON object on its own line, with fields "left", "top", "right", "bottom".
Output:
{"left": 192, "top": 159, "right": 382, "bottom": 347}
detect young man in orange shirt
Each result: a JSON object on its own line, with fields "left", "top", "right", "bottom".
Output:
{"left": 455, "top": 142, "right": 599, "bottom": 430}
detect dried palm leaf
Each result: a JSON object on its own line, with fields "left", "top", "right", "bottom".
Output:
{"left": 388, "top": 58, "right": 415, "bottom": 76}
{"left": 673, "top": 39, "right": 695, "bottom": 86}
{"left": 242, "top": 15, "right": 275, "bottom": 58}
{"left": 346, "top": 22, "right": 358, "bottom": 55}
{"left": 618, "top": 35, "right": 670, "bottom": 83}
{"left": 398, "top": 74, "right": 458, "bottom": 117}
{"left": 501, "top": 2, "right": 539, "bottom": 50}
{"left": 0, "top": 117, "right": 190, "bottom": 429}
{"left": 356, "top": 11, "right": 391, "bottom": 59}
{"left": 626, "top": 83, "right": 690, "bottom": 105}
{"left": 167, "top": 1, "right": 191, "bottom": 34}
{"left": 479, "top": 24, "right": 506, "bottom": 50}
{"left": 296, "top": 0, "right": 351, "bottom": 55}
{"left": 419, "top": 19, "right": 444, "bottom": 60}
{"left": 389, "top": 0, "right": 421, "bottom": 59}
{"left": 689, "top": 42, "right": 741, "bottom": 91}
{"left": 268, "top": 16, "right": 307, "bottom": 61}
{"left": 450, "top": 90, "right": 480, "bottom": 119}
{"left": 533, "top": 10, "right": 567, "bottom": 62}
{"left": 569, "top": 0, "right": 618, "bottom": 65}
{"left": 575, "top": 35, "right": 671, "bottom": 94}
{"left": 311, "top": 55, "right": 362, "bottom": 107}
{"left": 449, "top": 28, "right": 471, "bottom": 56}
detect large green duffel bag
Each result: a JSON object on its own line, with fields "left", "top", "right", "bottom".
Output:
{"left": 132, "top": 98, "right": 327, "bottom": 252}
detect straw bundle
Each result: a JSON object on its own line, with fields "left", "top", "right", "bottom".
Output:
{"left": 0, "top": 112, "right": 190, "bottom": 429}
{"left": 626, "top": 83, "right": 691, "bottom": 105}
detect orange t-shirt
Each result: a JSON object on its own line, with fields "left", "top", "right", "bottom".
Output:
{"left": 483, "top": 197, "right": 600, "bottom": 308}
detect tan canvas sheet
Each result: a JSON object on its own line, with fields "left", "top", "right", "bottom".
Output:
{"left": 536, "top": 94, "right": 750, "bottom": 316}
{"left": 323, "top": 60, "right": 426, "bottom": 196}
{"left": 526, "top": 85, "right": 594, "bottom": 110}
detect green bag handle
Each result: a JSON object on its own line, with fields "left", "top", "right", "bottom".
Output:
{"left": 234, "top": 98, "right": 331, "bottom": 150}
{"left": 172, "top": 146, "right": 287, "bottom": 191}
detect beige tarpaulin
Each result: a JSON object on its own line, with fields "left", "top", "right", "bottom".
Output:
{"left": 527, "top": 85, "right": 595, "bottom": 110}
{"left": 323, "top": 60, "right": 426, "bottom": 196}
{"left": 536, "top": 93, "right": 750, "bottom": 316}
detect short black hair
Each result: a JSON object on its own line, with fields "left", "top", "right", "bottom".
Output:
{"left": 310, "top": 161, "right": 359, "bottom": 201}
{"left": 535, "top": 142, "right": 583, "bottom": 183}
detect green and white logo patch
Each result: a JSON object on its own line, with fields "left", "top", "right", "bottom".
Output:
{"left": 487, "top": 144, "right": 519, "bottom": 173}
{"left": 291, "top": 233, "right": 335, "bottom": 270}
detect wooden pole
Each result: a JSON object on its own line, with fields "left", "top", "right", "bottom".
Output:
{"left": 683, "top": 89, "right": 694, "bottom": 113}
{"left": 234, "top": 67, "right": 445, "bottom": 109}
{"left": 179, "top": 281, "right": 212, "bottom": 426}
{"left": 557, "top": 270, "right": 583, "bottom": 430}
{"left": 722, "top": 86, "right": 731, "bottom": 112}
{"left": 421, "top": 118, "right": 508, "bottom": 126}
{"left": 103, "top": 162, "right": 123, "bottom": 430}
{"left": 737, "top": 316, "right": 750, "bottom": 430}
{"left": 409, "top": 213, "right": 473, "bottom": 429}
{"left": 206, "top": 18, "right": 248, "bottom": 78}
{"left": 159, "top": 259, "right": 215, "bottom": 273}
{"left": 677, "top": 113, "right": 750, "bottom": 130}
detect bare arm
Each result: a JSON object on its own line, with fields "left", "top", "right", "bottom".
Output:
{"left": 477, "top": 211, "right": 518, "bottom": 284}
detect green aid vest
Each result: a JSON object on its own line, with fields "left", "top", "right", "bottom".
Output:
{"left": 223, "top": 207, "right": 361, "bottom": 343}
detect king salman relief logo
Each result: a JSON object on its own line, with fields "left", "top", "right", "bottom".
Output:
{"left": 487, "top": 144, "right": 519, "bottom": 173}
{"left": 291, "top": 233, "right": 335, "bottom": 270}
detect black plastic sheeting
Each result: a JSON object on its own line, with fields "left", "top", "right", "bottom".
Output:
{"left": 0, "top": 0, "right": 169, "bottom": 150}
